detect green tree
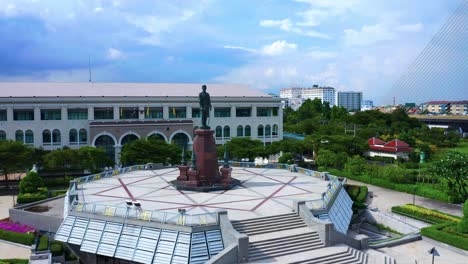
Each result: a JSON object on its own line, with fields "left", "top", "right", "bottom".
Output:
{"left": 278, "top": 152, "right": 294, "bottom": 164}
{"left": 120, "top": 138, "right": 181, "bottom": 166}
{"left": 315, "top": 149, "right": 348, "bottom": 168}
{"left": 19, "top": 171, "right": 45, "bottom": 194}
{"left": 429, "top": 151, "right": 468, "bottom": 202}
{"left": 458, "top": 200, "right": 468, "bottom": 233}
{"left": 44, "top": 147, "right": 81, "bottom": 172}
{"left": 78, "top": 146, "right": 114, "bottom": 173}
{"left": 0, "top": 140, "right": 34, "bottom": 181}
{"left": 344, "top": 155, "right": 368, "bottom": 176}
{"left": 223, "top": 137, "right": 266, "bottom": 161}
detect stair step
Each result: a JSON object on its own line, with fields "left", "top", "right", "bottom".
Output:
{"left": 318, "top": 249, "right": 359, "bottom": 264}
{"left": 232, "top": 216, "right": 301, "bottom": 229}
{"left": 250, "top": 232, "right": 319, "bottom": 246}
{"left": 250, "top": 237, "right": 321, "bottom": 252}
{"left": 289, "top": 248, "right": 351, "bottom": 264}
{"left": 249, "top": 243, "right": 324, "bottom": 261}
{"left": 239, "top": 223, "right": 307, "bottom": 236}
{"left": 231, "top": 213, "right": 297, "bottom": 225}
{"left": 234, "top": 219, "right": 305, "bottom": 232}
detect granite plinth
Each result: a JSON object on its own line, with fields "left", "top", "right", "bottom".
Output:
{"left": 170, "top": 178, "right": 241, "bottom": 192}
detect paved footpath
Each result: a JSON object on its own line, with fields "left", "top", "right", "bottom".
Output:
{"left": 346, "top": 179, "right": 463, "bottom": 216}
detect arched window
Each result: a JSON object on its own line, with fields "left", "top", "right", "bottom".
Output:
{"left": 52, "top": 129, "right": 61, "bottom": 145}
{"left": 237, "top": 125, "right": 243, "bottom": 137}
{"left": 272, "top": 124, "right": 278, "bottom": 136}
{"left": 223, "top": 126, "right": 230, "bottom": 138}
{"left": 215, "top": 126, "right": 222, "bottom": 138}
{"left": 148, "top": 133, "right": 165, "bottom": 142}
{"left": 25, "top": 130, "right": 34, "bottom": 144}
{"left": 121, "top": 134, "right": 139, "bottom": 145}
{"left": 15, "top": 130, "right": 24, "bottom": 142}
{"left": 245, "top": 125, "right": 251, "bottom": 137}
{"left": 95, "top": 135, "right": 116, "bottom": 161}
{"left": 265, "top": 125, "right": 271, "bottom": 138}
{"left": 69, "top": 129, "right": 78, "bottom": 144}
{"left": 0, "top": 131, "right": 6, "bottom": 141}
{"left": 79, "top": 129, "right": 87, "bottom": 144}
{"left": 171, "top": 133, "right": 189, "bottom": 150}
{"left": 257, "top": 125, "right": 264, "bottom": 137}
{"left": 43, "top": 130, "right": 51, "bottom": 145}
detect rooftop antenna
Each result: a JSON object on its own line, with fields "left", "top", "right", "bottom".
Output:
{"left": 88, "top": 56, "right": 92, "bottom": 83}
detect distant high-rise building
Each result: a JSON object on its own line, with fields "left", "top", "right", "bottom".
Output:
{"left": 302, "top": 85, "right": 335, "bottom": 106}
{"left": 337, "top": 91, "right": 362, "bottom": 112}
{"left": 361, "top": 100, "right": 374, "bottom": 111}
{"left": 280, "top": 85, "right": 335, "bottom": 109}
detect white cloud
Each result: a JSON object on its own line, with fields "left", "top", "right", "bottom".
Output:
{"left": 259, "top": 18, "right": 330, "bottom": 39}
{"left": 223, "top": 45, "right": 257, "bottom": 53}
{"left": 344, "top": 24, "right": 396, "bottom": 46}
{"left": 106, "top": 48, "right": 124, "bottom": 60}
{"left": 93, "top": 7, "right": 103, "bottom": 13}
{"left": 396, "top": 22, "right": 424, "bottom": 32}
{"left": 260, "top": 19, "right": 293, "bottom": 31}
{"left": 262, "top": 40, "right": 297, "bottom": 56}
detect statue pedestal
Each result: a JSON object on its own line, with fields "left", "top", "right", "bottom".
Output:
{"left": 171, "top": 128, "right": 240, "bottom": 192}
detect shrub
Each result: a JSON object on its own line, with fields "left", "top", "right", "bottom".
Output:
{"left": 0, "top": 259, "right": 29, "bottom": 264}
{"left": 458, "top": 200, "right": 468, "bottom": 233}
{"left": 50, "top": 241, "right": 64, "bottom": 256}
{"left": 0, "top": 229, "right": 34, "bottom": 245}
{"left": 356, "top": 186, "right": 368, "bottom": 203}
{"left": 392, "top": 204, "right": 461, "bottom": 224}
{"left": 18, "top": 171, "right": 45, "bottom": 194}
{"left": 421, "top": 222, "right": 468, "bottom": 251}
{"left": 37, "top": 235, "right": 49, "bottom": 251}
{"left": 17, "top": 192, "right": 48, "bottom": 204}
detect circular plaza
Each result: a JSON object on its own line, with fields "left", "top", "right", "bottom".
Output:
{"left": 77, "top": 167, "right": 329, "bottom": 220}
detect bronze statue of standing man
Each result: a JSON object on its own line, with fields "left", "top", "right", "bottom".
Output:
{"left": 199, "top": 84, "right": 212, "bottom": 129}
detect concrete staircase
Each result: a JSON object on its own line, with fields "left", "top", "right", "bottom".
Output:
{"left": 231, "top": 213, "right": 307, "bottom": 236}
{"left": 289, "top": 247, "right": 369, "bottom": 264}
{"left": 248, "top": 232, "right": 324, "bottom": 262}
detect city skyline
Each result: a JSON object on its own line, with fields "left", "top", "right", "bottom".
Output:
{"left": 0, "top": 0, "right": 466, "bottom": 105}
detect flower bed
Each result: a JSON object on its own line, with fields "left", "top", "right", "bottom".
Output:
{"left": 0, "top": 222, "right": 35, "bottom": 233}
{"left": 421, "top": 222, "right": 468, "bottom": 251}
{"left": 391, "top": 204, "right": 461, "bottom": 224}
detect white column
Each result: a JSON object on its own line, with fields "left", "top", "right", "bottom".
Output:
{"left": 6, "top": 107, "right": 13, "bottom": 121}
{"left": 88, "top": 106, "right": 94, "bottom": 120}
{"left": 114, "top": 145, "right": 122, "bottom": 165}
{"left": 252, "top": 106, "right": 257, "bottom": 118}
{"left": 187, "top": 106, "right": 192, "bottom": 119}
{"left": 163, "top": 106, "right": 169, "bottom": 119}
{"left": 231, "top": 106, "right": 236, "bottom": 118}
{"left": 61, "top": 107, "right": 67, "bottom": 121}
{"left": 138, "top": 106, "right": 145, "bottom": 120}
{"left": 34, "top": 107, "right": 41, "bottom": 121}
{"left": 113, "top": 106, "right": 119, "bottom": 120}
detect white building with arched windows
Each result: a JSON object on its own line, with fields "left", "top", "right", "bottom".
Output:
{"left": 0, "top": 83, "right": 283, "bottom": 162}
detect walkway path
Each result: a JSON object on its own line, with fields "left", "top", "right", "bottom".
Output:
{"left": 0, "top": 195, "right": 31, "bottom": 260}
{"left": 346, "top": 179, "right": 462, "bottom": 216}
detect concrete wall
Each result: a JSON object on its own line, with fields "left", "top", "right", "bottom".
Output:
{"left": 366, "top": 210, "right": 420, "bottom": 234}
{"left": 9, "top": 208, "right": 63, "bottom": 233}
{"left": 9, "top": 196, "right": 65, "bottom": 233}
{"left": 217, "top": 211, "right": 249, "bottom": 263}
{"left": 206, "top": 244, "right": 238, "bottom": 264}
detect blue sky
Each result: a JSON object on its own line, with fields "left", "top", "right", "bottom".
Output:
{"left": 0, "top": 0, "right": 465, "bottom": 104}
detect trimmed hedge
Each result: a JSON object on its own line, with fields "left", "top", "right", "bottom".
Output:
{"left": 50, "top": 241, "right": 64, "bottom": 256}
{"left": 421, "top": 222, "right": 468, "bottom": 251}
{"left": 327, "top": 168, "right": 451, "bottom": 202}
{"left": 392, "top": 204, "right": 461, "bottom": 224}
{"left": 16, "top": 192, "right": 48, "bottom": 204}
{"left": 37, "top": 235, "right": 49, "bottom": 251}
{"left": 0, "top": 259, "right": 29, "bottom": 264}
{"left": 0, "top": 229, "right": 34, "bottom": 246}
{"left": 356, "top": 186, "right": 368, "bottom": 203}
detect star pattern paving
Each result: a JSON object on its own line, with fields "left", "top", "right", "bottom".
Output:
{"left": 80, "top": 167, "right": 328, "bottom": 220}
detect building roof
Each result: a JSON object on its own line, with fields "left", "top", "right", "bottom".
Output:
{"left": 368, "top": 138, "right": 413, "bottom": 153}
{"left": 0, "top": 82, "right": 269, "bottom": 98}
{"left": 423, "top": 100, "right": 468, "bottom": 105}
{"left": 368, "top": 137, "right": 385, "bottom": 145}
